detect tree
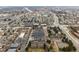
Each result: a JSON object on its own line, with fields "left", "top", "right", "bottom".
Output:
{"left": 73, "top": 46, "right": 76, "bottom": 51}
{"left": 49, "top": 45, "right": 53, "bottom": 51}
{"left": 62, "top": 39, "right": 65, "bottom": 42}
{"left": 60, "top": 44, "right": 76, "bottom": 52}
{"left": 43, "top": 43, "right": 46, "bottom": 49}
{"left": 28, "top": 42, "right": 31, "bottom": 47}
{"left": 47, "top": 40, "right": 51, "bottom": 44}
{"left": 25, "top": 42, "right": 31, "bottom": 52}
{"left": 4, "top": 19, "right": 6, "bottom": 21}
{"left": 25, "top": 47, "right": 28, "bottom": 52}
{"left": 68, "top": 40, "right": 73, "bottom": 46}
{"left": 8, "top": 19, "right": 11, "bottom": 21}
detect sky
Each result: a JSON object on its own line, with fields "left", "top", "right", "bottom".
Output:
{"left": 0, "top": 0, "right": 79, "bottom": 6}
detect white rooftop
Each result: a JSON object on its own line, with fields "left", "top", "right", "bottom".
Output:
{"left": 19, "top": 32, "right": 25, "bottom": 38}
{"left": 7, "top": 49, "right": 16, "bottom": 52}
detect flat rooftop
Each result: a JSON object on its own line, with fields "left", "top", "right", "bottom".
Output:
{"left": 19, "top": 32, "right": 25, "bottom": 38}
{"left": 7, "top": 49, "right": 16, "bottom": 52}
{"left": 32, "top": 29, "right": 44, "bottom": 40}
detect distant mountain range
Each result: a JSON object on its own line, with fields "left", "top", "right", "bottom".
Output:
{"left": 0, "top": 6, "right": 79, "bottom": 11}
